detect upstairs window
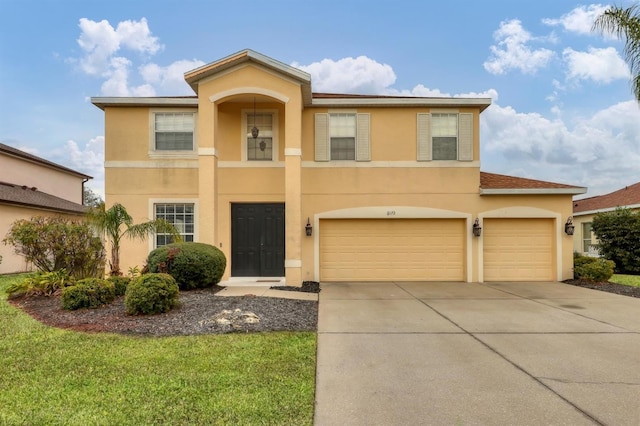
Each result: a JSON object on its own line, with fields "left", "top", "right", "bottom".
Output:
{"left": 417, "top": 112, "right": 473, "bottom": 161}
{"left": 314, "top": 112, "right": 370, "bottom": 162}
{"left": 431, "top": 113, "right": 458, "bottom": 160}
{"left": 246, "top": 112, "right": 273, "bottom": 161}
{"left": 154, "top": 113, "right": 194, "bottom": 151}
{"left": 330, "top": 113, "right": 356, "bottom": 160}
{"left": 154, "top": 203, "right": 195, "bottom": 247}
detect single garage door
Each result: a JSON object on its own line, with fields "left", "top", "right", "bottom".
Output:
{"left": 319, "top": 219, "right": 465, "bottom": 282}
{"left": 483, "top": 218, "right": 555, "bottom": 281}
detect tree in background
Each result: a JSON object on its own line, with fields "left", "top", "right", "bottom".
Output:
{"left": 591, "top": 207, "right": 640, "bottom": 274}
{"left": 593, "top": 3, "right": 640, "bottom": 101}
{"left": 83, "top": 187, "right": 103, "bottom": 208}
{"left": 86, "top": 203, "right": 181, "bottom": 276}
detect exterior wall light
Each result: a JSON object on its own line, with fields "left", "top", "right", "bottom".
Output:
{"left": 472, "top": 218, "right": 482, "bottom": 237}
{"left": 305, "top": 218, "right": 313, "bottom": 236}
{"left": 564, "top": 217, "right": 575, "bottom": 235}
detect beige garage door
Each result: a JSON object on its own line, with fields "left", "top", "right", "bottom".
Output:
{"left": 483, "top": 218, "right": 555, "bottom": 281}
{"left": 319, "top": 219, "right": 465, "bottom": 282}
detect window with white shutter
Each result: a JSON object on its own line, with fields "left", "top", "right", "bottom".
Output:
{"left": 417, "top": 112, "right": 473, "bottom": 161}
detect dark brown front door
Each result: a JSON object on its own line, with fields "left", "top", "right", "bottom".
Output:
{"left": 231, "top": 203, "right": 285, "bottom": 277}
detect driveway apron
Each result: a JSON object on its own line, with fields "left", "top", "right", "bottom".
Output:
{"left": 314, "top": 281, "right": 640, "bottom": 425}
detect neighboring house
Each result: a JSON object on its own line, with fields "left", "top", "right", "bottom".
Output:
{"left": 91, "top": 49, "right": 585, "bottom": 284}
{"left": 572, "top": 182, "right": 640, "bottom": 256}
{"left": 0, "top": 143, "right": 90, "bottom": 273}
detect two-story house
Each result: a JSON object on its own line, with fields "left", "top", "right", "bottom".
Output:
{"left": 92, "top": 49, "right": 585, "bottom": 285}
{"left": 0, "top": 143, "right": 91, "bottom": 273}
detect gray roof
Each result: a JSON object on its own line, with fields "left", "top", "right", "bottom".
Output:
{"left": 0, "top": 181, "right": 88, "bottom": 214}
{"left": 0, "top": 143, "right": 92, "bottom": 179}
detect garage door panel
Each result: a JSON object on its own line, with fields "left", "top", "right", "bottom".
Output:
{"left": 320, "top": 219, "right": 465, "bottom": 282}
{"left": 484, "top": 218, "right": 554, "bottom": 281}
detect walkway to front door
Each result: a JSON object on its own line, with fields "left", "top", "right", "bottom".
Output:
{"left": 231, "top": 203, "right": 285, "bottom": 277}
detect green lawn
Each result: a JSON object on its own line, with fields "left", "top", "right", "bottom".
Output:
{"left": 0, "top": 274, "right": 316, "bottom": 425}
{"left": 610, "top": 274, "right": 640, "bottom": 288}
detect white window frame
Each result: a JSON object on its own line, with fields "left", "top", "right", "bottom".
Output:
{"left": 241, "top": 109, "right": 279, "bottom": 162}
{"left": 431, "top": 113, "right": 459, "bottom": 161}
{"left": 329, "top": 112, "right": 357, "bottom": 161}
{"left": 582, "top": 222, "right": 593, "bottom": 254}
{"left": 417, "top": 111, "right": 473, "bottom": 162}
{"left": 148, "top": 199, "right": 199, "bottom": 250}
{"left": 149, "top": 109, "right": 197, "bottom": 158}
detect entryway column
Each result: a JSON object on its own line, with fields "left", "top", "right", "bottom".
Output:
{"left": 284, "top": 98, "right": 302, "bottom": 286}
{"left": 198, "top": 99, "right": 218, "bottom": 247}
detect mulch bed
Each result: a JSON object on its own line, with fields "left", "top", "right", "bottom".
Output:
{"left": 8, "top": 287, "right": 318, "bottom": 336}
{"left": 563, "top": 279, "right": 640, "bottom": 298}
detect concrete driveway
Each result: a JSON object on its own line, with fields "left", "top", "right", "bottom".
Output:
{"left": 314, "top": 281, "right": 640, "bottom": 425}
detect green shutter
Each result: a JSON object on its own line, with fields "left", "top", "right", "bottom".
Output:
{"left": 315, "top": 113, "right": 329, "bottom": 161}
{"left": 458, "top": 113, "right": 473, "bottom": 161}
{"left": 417, "top": 113, "right": 431, "bottom": 161}
{"left": 356, "top": 113, "right": 370, "bottom": 161}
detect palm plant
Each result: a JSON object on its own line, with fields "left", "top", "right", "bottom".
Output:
{"left": 593, "top": 3, "right": 640, "bottom": 101}
{"left": 86, "top": 203, "right": 181, "bottom": 276}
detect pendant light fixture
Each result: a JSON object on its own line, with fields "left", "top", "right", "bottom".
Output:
{"left": 251, "top": 97, "right": 259, "bottom": 139}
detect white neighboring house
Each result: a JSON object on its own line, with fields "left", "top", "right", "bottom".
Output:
{"left": 572, "top": 182, "right": 640, "bottom": 257}
{"left": 0, "top": 143, "right": 91, "bottom": 273}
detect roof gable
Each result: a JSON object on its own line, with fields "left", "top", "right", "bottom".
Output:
{"left": 184, "top": 49, "right": 312, "bottom": 102}
{"left": 573, "top": 182, "right": 640, "bottom": 214}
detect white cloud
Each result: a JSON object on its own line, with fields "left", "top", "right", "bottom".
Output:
{"left": 484, "top": 19, "right": 555, "bottom": 75}
{"left": 293, "top": 56, "right": 396, "bottom": 94}
{"left": 75, "top": 17, "right": 182, "bottom": 96}
{"left": 60, "top": 136, "right": 106, "bottom": 198}
{"left": 481, "top": 100, "right": 640, "bottom": 196}
{"left": 563, "top": 47, "right": 630, "bottom": 83}
{"left": 139, "top": 59, "right": 206, "bottom": 95}
{"left": 542, "top": 4, "right": 609, "bottom": 35}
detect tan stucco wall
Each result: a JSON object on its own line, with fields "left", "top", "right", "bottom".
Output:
{"left": 0, "top": 204, "right": 84, "bottom": 274}
{"left": 0, "top": 154, "right": 85, "bottom": 204}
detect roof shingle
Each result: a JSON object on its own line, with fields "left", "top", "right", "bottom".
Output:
{"left": 573, "top": 182, "right": 640, "bottom": 214}
{"left": 480, "top": 172, "right": 583, "bottom": 190}
{"left": 0, "top": 181, "right": 87, "bottom": 214}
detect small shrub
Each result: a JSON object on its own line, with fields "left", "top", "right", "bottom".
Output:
{"left": 61, "top": 278, "right": 115, "bottom": 310}
{"left": 146, "top": 242, "right": 226, "bottom": 290}
{"left": 5, "top": 270, "right": 73, "bottom": 298}
{"left": 107, "top": 276, "right": 131, "bottom": 296}
{"left": 125, "top": 273, "right": 179, "bottom": 315}
{"left": 574, "top": 254, "right": 615, "bottom": 282}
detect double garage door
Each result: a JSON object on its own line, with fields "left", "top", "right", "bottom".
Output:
{"left": 320, "top": 219, "right": 465, "bottom": 282}
{"left": 319, "top": 218, "right": 555, "bottom": 282}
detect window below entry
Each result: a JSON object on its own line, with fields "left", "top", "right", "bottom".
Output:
{"left": 154, "top": 113, "right": 194, "bottom": 151}
{"left": 246, "top": 112, "right": 273, "bottom": 161}
{"left": 154, "top": 203, "right": 195, "bottom": 247}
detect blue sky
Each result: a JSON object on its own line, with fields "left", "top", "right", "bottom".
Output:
{"left": 1, "top": 0, "right": 639, "bottom": 199}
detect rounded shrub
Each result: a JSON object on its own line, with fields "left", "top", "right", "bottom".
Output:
{"left": 107, "top": 276, "right": 131, "bottom": 296}
{"left": 146, "top": 242, "right": 226, "bottom": 290}
{"left": 61, "top": 278, "right": 115, "bottom": 310}
{"left": 574, "top": 257, "right": 615, "bottom": 282}
{"left": 125, "top": 273, "right": 179, "bottom": 315}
